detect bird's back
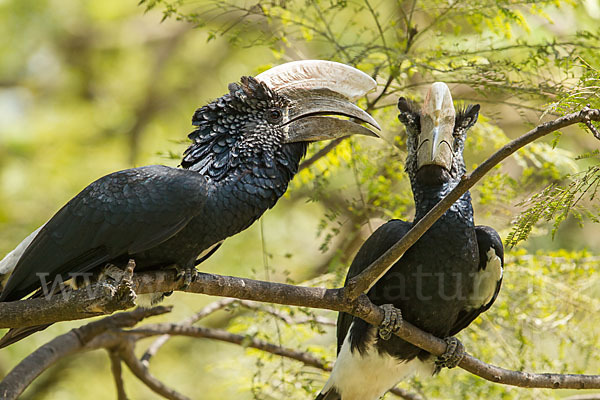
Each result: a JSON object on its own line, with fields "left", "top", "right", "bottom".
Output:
{"left": 0, "top": 165, "right": 209, "bottom": 301}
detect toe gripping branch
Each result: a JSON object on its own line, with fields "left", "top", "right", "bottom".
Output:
{"left": 175, "top": 266, "right": 198, "bottom": 291}
{"left": 435, "top": 336, "right": 465, "bottom": 372}
{"left": 99, "top": 259, "right": 137, "bottom": 308}
{"left": 378, "top": 304, "right": 403, "bottom": 340}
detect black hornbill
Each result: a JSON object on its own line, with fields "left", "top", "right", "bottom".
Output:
{"left": 0, "top": 60, "right": 380, "bottom": 347}
{"left": 316, "top": 82, "right": 504, "bottom": 400}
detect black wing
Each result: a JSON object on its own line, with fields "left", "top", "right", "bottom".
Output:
{"left": 449, "top": 225, "right": 504, "bottom": 336}
{"left": 336, "top": 219, "right": 412, "bottom": 354}
{"left": 0, "top": 165, "right": 208, "bottom": 301}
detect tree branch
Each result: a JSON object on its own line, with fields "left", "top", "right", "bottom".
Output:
{"left": 136, "top": 271, "right": 600, "bottom": 389}
{"left": 108, "top": 350, "right": 129, "bottom": 400}
{"left": 140, "top": 297, "right": 334, "bottom": 368}
{"left": 0, "top": 306, "right": 171, "bottom": 400}
{"left": 141, "top": 297, "right": 237, "bottom": 366}
{"left": 298, "top": 137, "right": 346, "bottom": 171}
{"left": 3, "top": 301, "right": 417, "bottom": 399}
{"left": 118, "top": 339, "right": 190, "bottom": 400}
{"left": 132, "top": 317, "right": 418, "bottom": 399}
{"left": 131, "top": 324, "right": 329, "bottom": 370}
{"left": 3, "top": 268, "right": 600, "bottom": 391}
{"left": 0, "top": 280, "right": 137, "bottom": 329}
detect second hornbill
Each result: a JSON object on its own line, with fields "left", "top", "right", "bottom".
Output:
{"left": 317, "top": 83, "right": 504, "bottom": 400}
{"left": 0, "top": 60, "right": 380, "bottom": 347}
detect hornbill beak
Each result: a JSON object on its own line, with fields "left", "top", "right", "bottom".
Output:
{"left": 256, "top": 60, "right": 380, "bottom": 143}
{"left": 417, "top": 82, "right": 456, "bottom": 171}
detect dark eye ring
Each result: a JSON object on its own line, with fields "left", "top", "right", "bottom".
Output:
{"left": 266, "top": 109, "right": 283, "bottom": 123}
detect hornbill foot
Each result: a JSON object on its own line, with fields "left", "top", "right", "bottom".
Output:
{"left": 435, "top": 336, "right": 465, "bottom": 371}
{"left": 114, "top": 259, "right": 136, "bottom": 304}
{"left": 174, "top": 266, "right": 197, "bottom": 290}
{"left": 101, "top": 259, "right": 135, "bottom": 286}
{"left": 99, "top": 259, "right": 137, "bottom": 306}
{"left": 378, "top": 304, "right": 403, "bottom": 340}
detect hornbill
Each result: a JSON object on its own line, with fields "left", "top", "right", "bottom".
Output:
{"left": 0, "top": 60, "right": 380, "bottom": 347}
{"left": 316, "top": 83, "right": 504, "bottom": 400}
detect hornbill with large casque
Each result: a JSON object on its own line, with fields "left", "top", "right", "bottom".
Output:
{"left": 0, "top": 60, "right": 380, "bottom": 347}
{"left": 316, "top": 82, "right": 504, "bottom": 400}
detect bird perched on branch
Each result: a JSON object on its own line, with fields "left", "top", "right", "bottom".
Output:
{"left": 317, "top": 82, "right": 503, "bottom": 400}
{"left": 0, "top": 60, "right": 380, "bottom": 347}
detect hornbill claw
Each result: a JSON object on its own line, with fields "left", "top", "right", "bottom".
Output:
{"left": 175, "top": 266, "right": 197, "bottom": 290}
{"left": 99, "top": 259, "right": 136, "bottom": 305}
{"left": 378, "top": 304, "right": 403, "bottom": 340}
{"left": 435, "top": 336, "right": 465, "bottom": 371}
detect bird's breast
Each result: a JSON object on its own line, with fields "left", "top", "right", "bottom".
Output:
{"left": 371, "top": 221, "right": 479, "bottom": 337}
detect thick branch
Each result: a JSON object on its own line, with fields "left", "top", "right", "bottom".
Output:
{"left": 4, "top": 268, "right": 600, "bottom": 390}
{"left": 4, "top": 108, "right": 598, "bottom": 330}
{"left": 135, "top": 271, "right": 351, "bottom": 313}
{"left": 136, "top": 271, "right": 600, "bottom": 389}
{"left": 0, "top": 306, "right": 170, "bottom": 400}
{"left": 344, "top": 106, "right": 600, "bottom": 298}
{"left": 3, "top": 265, "right": 600, "bottom": 392}
{"left": 0, "top": 281, "right": 136, "bottom": 329}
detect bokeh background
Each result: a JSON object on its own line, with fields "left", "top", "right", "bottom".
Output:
{"left": 1, "top": 0, "right": 599, "bottom": 399}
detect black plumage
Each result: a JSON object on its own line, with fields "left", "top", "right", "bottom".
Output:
{"left": 317, "top": 83, "right": 504, "bottom": 400}
{"left": 0, "top": 61, "right": 379, "bottom": 347}
{"left": 1, "top": 78, "right": 303, "bottom": 303}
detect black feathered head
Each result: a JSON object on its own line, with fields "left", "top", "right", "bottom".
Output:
{"left": 398, "top": 82, "right": 479, "bottom": 188}
{"left": 182, "top": 61, "right": 380, "bottom": 187}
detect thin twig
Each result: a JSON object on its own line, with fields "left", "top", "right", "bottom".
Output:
{"left": 298, "top": 137, "right": 346, "bottom": 171}
{"left": 119, "top": 339, "right": 190, "bottom": 400}
{"left": 108, "top": 350, "right": 128, "bottom": 400}
{"left": 141, "top": 298, "right": 334, "bottom": 366}
{"left": 134, "top": 322, "right": 415, "bottom": 399}
{"left": 390, "top": 387, "right": 425, "bottom": 400}
{"left": 141, "top": 298, "right": 237, "bottom": 366}
{"left": 131, "top": 324, "right": 329, "bottom": 370}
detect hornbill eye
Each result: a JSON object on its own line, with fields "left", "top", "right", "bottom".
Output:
{"left": 266, "top": 108, "right": 283, "bottom": 123}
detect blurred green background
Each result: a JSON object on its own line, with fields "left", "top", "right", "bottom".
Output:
{"left": 1, "top": 0, "right": 599, "bottom": 399}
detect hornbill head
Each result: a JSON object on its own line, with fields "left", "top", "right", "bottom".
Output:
{"left": 181, "top": 60, "right": 380, "bottom": 184}
{"left": 398, "top": 82, "right": 480, "bottom": 187}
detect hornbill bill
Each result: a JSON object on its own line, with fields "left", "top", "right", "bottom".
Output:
{"left": 316, "top": 83, "right": 504, "bottom": 400}
{"left": 0, "top": 60, "right": 380, "bottom": 347}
